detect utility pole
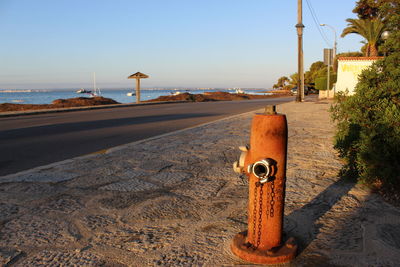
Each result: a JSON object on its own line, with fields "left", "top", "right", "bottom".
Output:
{"left": 327, "top": 51, "right": 331, "bottom": 98}
{"left": 296, "top": 0, "right": 305, "bottom": 102}
{"left": 323, "top": 48, "right": 333, "bottom": 98}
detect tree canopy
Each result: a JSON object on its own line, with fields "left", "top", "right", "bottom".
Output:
{"left": 353, "top": 0, "right": 382, "bottom": 19}
{"left": 341, "top": 18, "right": 386, "bottom": 56}
{"left": 272, "top": 76, "right": 290, "bottom": 89}
{"left": 353, "top": 0, "right": 399, "bottom": 20}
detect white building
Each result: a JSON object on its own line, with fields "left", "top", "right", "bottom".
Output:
{"left": 335, "top": 57, "right": 382, "bottom": 95}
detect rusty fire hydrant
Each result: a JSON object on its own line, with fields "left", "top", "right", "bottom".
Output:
{"left": 231, "top": 105, "right": 297, "bottom": 264}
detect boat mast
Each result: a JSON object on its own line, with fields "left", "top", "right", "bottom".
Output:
{"left": 93, "top": 72, "right": 96, "bottom": 93}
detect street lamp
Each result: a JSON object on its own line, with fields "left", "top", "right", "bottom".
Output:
{"left": 320, "top": 24, "right": 337, "bottom": 98}
{"left": 320, "top": 24, "right": 337, "bottom": 60}
{"left": 381, "top": 30, "right": 390, "bottom": 40}
{"left": 381, "top": 31, "right": 390, "bottom": 56}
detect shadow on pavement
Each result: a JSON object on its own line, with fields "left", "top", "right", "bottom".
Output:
{"left": 286, "top": 176, "right": 355, "bottom": 254}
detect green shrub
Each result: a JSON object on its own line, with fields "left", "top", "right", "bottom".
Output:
{"left": 315, "top": 76, "right": 325, "bottom": 90}
{"left": 315, "top": 74, "right": 337, "bottom": 90}
{"left": 330, "top": 20, "right": 400, "bottom": 191}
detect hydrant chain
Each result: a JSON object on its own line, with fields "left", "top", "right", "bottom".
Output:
{"left": 270, "top": 180, "right": 275, "bottom": 218}
{"left": 252, "top": 183, "right": 258, "bottom": 247}
{"left": 256, "top": 183, "right": 264, "bottom": 249}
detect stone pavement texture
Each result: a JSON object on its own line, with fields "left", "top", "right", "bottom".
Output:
{"left": 1, "top": 99, "right": 399, "bottom": 266}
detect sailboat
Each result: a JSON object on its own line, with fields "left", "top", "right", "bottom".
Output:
{"left": 76, "top": 88, "right": 91, "bottom": 94}
{"left": 76, "top": 72, "right": 101, "bottom": 96}
{"left": 91, "top": 72, "right": 101, "bottom": 97}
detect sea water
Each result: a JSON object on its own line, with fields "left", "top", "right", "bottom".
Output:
{"left": 0, "top": 88, "right": 270, "bottom": 105}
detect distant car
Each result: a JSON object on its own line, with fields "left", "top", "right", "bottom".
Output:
{"left": 308, "top": 88, "right": 318, "bottom": 94}
{"left": 290, "top": 86, "right": 309, "bottom": 95}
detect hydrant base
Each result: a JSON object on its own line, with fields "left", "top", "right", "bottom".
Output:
{"left": 231, "top": 231, "right": 297, "bottom": 264}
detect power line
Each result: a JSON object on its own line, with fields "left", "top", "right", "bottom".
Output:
{"left": 305, "top": 0, "right": 332, "bottom": 47}
{"left": 305, "top": 0, "right": 331, "bottom": 45}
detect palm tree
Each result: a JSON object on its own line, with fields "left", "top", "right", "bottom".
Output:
{"left": 341, "top": 18, "right": 385, "bottom": 57}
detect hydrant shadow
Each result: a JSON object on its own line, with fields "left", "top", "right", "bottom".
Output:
{"left": 285, "top": 176, "right": 356, "bottom": 255}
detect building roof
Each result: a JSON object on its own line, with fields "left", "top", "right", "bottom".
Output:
{"left": 338, "top": 57, "right": 383, "bottom": 61}
{"left": 128, "top": 72, "right": 149, "bottom": 79}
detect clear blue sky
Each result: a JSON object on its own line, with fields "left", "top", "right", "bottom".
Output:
{"left": 0, "top": 0, "right": 363, "bottom": 89}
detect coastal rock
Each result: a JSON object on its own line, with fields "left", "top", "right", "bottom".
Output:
{"left": 0, "top": 97, "right": 119, "bottom": 112}
{"left": 52, "top": 96, "right": 119, "bottom": 107}
{"left": 146, "top": 91, "right": 288, "bottom": 102}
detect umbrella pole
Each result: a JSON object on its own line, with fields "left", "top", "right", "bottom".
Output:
{"left": 136, "top": 78, "right": 141, "bottom": 103}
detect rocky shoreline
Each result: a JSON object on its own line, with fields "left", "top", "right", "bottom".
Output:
{"left": 0, "top": 96, "right": 120, "bottom": 112}
{"left": 0, "top": 91, "right": 290, "bottom": 113}
{"left": 145, "top": 91, "right": 290, "bottom": 102}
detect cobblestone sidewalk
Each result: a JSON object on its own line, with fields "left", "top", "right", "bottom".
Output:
{"left": 1, "top": 99, "right": 399, "bottom": 266}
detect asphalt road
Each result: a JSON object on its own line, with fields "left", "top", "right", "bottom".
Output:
{"left": 0, "top": 97, "right": 293, "bottom": 176}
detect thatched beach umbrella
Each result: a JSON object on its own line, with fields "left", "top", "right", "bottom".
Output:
{"left": 128, "top": 72, "right": 149, "bottom": 103}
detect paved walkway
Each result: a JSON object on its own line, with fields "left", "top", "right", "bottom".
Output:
{"left": 1, "top": 99, "right": 399, "bottom": 266}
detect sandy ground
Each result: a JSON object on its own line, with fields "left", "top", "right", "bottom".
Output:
{"left": 0, "top": 99, "right": 399, "bottom": 266}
